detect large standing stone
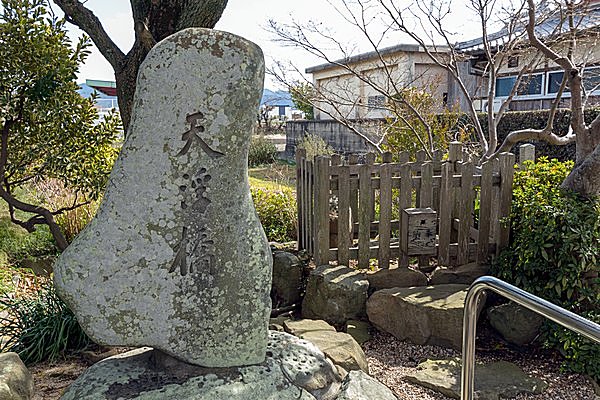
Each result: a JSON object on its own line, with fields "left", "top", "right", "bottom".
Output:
{"left": 367, "top": 285, "right": 484, "bottom": 349}
{"left": 53, "top": 28, "right": 271, "bottom": 367}
{"left": 302, "top": 265, "right": 368, "bottom": 326}
{"left": 0, "top": 353, "right": 34, "bottom": 400}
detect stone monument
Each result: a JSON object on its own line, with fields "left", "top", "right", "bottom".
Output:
{"left": 54, "top": 27, "right": 272, "bottom": 367}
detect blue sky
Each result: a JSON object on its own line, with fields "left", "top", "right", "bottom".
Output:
{"left": 56, "top": 0, "right": 484, "bottom": 89}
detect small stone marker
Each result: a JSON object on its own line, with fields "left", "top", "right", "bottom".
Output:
{"left": 400, "top": 207, "right": 437, "bottom": 256}
{"left": 54, "top": 28, "right": 271, "bottom": 367}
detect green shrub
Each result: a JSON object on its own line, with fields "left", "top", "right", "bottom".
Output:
{"left": 0, "top": 285, "right": 91, "bottom": 364}
{"left": 251, "top": 188, "right": 297, "bottom": 242}
{"left": 492, "top": 158, "right": 600, "bottom": 381}
{"left": 296, "top": 134, "right": 334, "bottom": 160}
{"left": 249, "top": 136, "right": 277, "bottom": 167}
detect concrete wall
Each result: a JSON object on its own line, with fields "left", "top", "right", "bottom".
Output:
{"left": 285, "top": 119, "right": 385, "bottom": 158}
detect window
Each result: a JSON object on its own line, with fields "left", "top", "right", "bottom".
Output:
{"left": 547, "top": 71, "right": 569, "bottom": 94}
{"left": 367, "top": 95, "right": 385, "bottom": 109}
{"left": 496, "top": 76, "right": 516, "bottom": 97}
{"left": 583, "top": 67, "right": 600, "bottom": 92}
{"left": 495, "top": 74, "right": 543, "bottom": 97}
{"left": 516, "top": 74, "right": 543, "bottom": 96}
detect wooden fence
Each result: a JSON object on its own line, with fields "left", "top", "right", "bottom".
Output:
{"left": 296, "top": 142, "right": 516, "bottom": 269}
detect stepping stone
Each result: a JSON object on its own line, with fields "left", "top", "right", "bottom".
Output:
{"left": 405, "top": 358, "right": 547, "bottom": 399}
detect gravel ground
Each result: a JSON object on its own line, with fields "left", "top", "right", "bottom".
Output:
{"left": 364, "top": 331, "right": 599, "bottom": 400}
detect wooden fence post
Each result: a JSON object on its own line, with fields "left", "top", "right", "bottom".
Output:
{"left": 497, "top": 152, "right": 515, "bottom": 255}
{"left": 348, "top": 154, "right": 359, "bottom": 238}
{"left": 314, "top": 156, "right": 331, "bottom": 265}
{"left": 358, "top": 158, "right": 373, "bottom": 269}
{"left": 398, "top": 160, "right": 412, "bottom": 268}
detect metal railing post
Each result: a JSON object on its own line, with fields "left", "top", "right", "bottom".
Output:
{"left": 461, "top": 276, "right": 600, "bottom": 400}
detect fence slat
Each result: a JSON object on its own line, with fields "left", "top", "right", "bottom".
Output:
{"left": 359, "top": 162, "right": 373, "bottom": 269}
{"left": 338, "top": 165, "right": 351, "bottom": 267}
{"left": 398, "top": 163, "right": 412, "bottom": 267}
{"left": 366, "top": 153, "right": 377, "bottom": 221}
{"left": 306, "top": 159, "right": 314, "bottom": 254}
{"left": 348, "top": 154, "right": 359, "bottom": 237}
{"left": 419, "top": 162, "right": 433, "bottom": 207}
{"left": 457, "top": 162, "right": 474, "bottom": 265}
{"left": 314, "top": 157, "right": 330, "bottom": 265}
{"left": 378, "top": 163, "right": 392, "bottom": 269}
{"left": 497, "top": 152, "right": 515, "bottom": 255}
{"left": 296, "top": 149, "right": 305, "bottom": 250}
{"left": 477, "top": 160, "right": 494, "bottom": 264}
{"left": 438, "top": 162, "right": 453, "bottom": 266}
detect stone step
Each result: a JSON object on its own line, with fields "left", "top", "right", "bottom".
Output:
{"left": 366, "top": 284, "right": 485, "bottom": 349}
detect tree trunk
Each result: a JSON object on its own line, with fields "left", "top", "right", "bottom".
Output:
{"left": 561, "top": 120, "right": 600, "bottom": 197}
{"left": 54, "top": 0, "right": 229, "bottom": 133}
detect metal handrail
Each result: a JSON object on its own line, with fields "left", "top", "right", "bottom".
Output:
{"left": 461, "top": 276, "right": 600, "bottom": 400}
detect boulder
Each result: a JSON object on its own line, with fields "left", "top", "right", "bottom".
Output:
{"left": 405, "top": 358, "right": 547, "bottom": 399}
{"left": 284, "top": 319, "right": 336, "bottom": 336}
{"left": 365, "top": 268, "right": 427, "bottom": 291}
{"left": 61, "top": 331, "right": 342, "bottom": 400}
{"left": 299, "top": 330, "right": 369, "bottom": 374}
{"left": 53, "top": 28, "right": 272, "bottom": 367}
{"left": 302, "top": 265, "right": 368, "bottom": 326}
{"left": 429, "top": 263, "right": 489, "bottom": 285}
{"left": 336, "top": 371, "right": 397, "bottom": 400}
{"left": 284, "top": 319, "right": 368, "bottom": 373}
{"left": 367, "top": 284, "right": 484, "bottom": 349}
{"left": 0, "top": 352, "right": 34, "bottom": 400}
{"left": 271, "top": 251, "right": 304, "bottom": 307}
{"left": 487, "top": 302, "right": 544, "bottom": 346}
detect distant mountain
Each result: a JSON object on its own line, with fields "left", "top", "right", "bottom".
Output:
{"left": 261, "top": 89, "right": 294, "bottom": 108}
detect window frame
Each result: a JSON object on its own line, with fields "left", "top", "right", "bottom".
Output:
{"left": 495, "top": 72, "right": 545, "bottom": 99}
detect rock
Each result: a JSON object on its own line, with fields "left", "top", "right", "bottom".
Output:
{"left": 271, "top": 251, "right": 304, "bottom": 307}
{"left": 53, "top": 28, "right": 271, "bottom": 367}
{"left": 302, "top": 265, "right": 368, "bottom": 326}
{"left": 299, "top": 330, "right": 369, "bottom": 373}
{"left": 429, "top": 263, "right": 489, "bottom": 285}
{"left": 367, "top": 284, "right": 484, "bottom": 349}
{"left": 487, "top": 302, "right": 544, "bottom": 346}
{"left": 345, "top": 320, "right": 370, "bottom": 345}
{"left": 284, "top": 319, "right": 336, "bottom": 336}
{"left": 0, "top": 352, "right": 34, "bottom": 400}
{"left": 365, "top": 268, "right": 427, "bottom": 291}
{"left": 269, "top": 316, "right": 291, "bottom": 332}
{"left": 61, "top": 331, "right": 343, "bottom": 400}
{"left": 405, "top": 358, "right": 547, "bottom": 399}
{"left": 337, "top": 370, "right": 398, "bottom": 400}
{"left": 283, "top": 319, "right": 368, "bottom": 373}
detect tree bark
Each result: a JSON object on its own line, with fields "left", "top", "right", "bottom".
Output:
{"left": 54, "top": 0, "right": 228, "bottom": 133}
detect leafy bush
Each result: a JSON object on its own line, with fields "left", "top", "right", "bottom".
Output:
{"left": 0, "top": 285, "right": 90, "bottom": 364}
{"left": 251, "top": 188, "right": 297, "bottom": 242}
{"left": 492, "top": 158, "right": 600, "bottom": 381}
{"left": 249, "top": 136, "right": 277, "bottom": 167}
{"left": 296, "top": 134, "right": 334, "bottom": 160}
{"left": 0, "top": 218, "right": 57, "bottom": 268}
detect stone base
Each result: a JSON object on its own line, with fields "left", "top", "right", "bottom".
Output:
{"left": 60, "top": 331, "right": 397, "bottom": 400}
